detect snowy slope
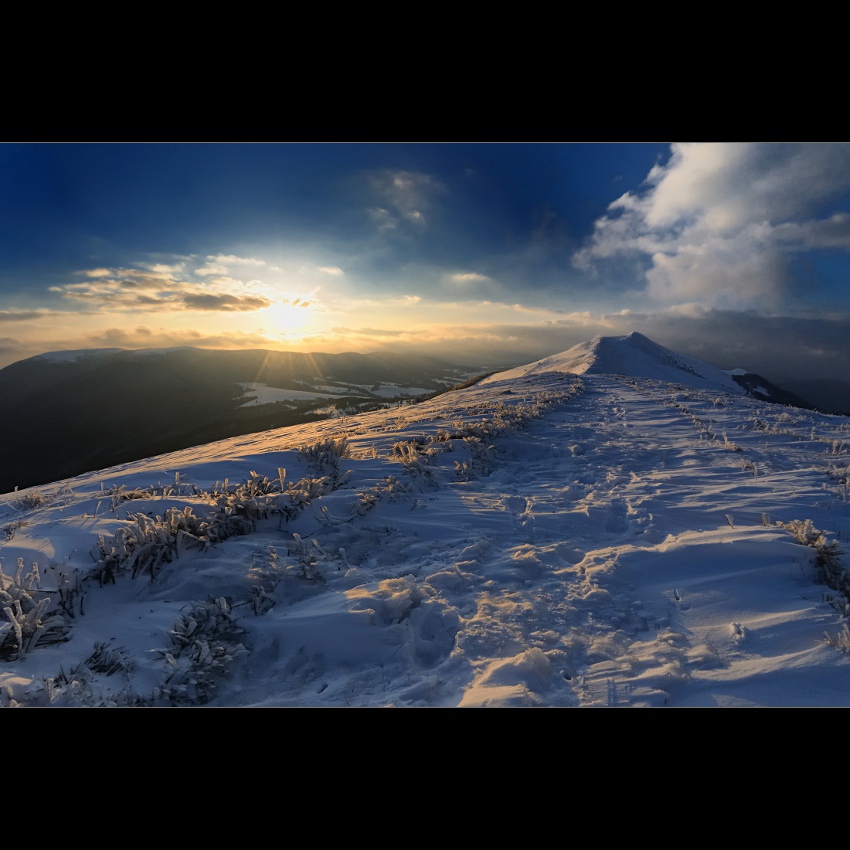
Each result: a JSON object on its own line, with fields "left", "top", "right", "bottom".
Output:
{"left": 2, "top": 336, "right": 850, "bottom": 707}
{"left": 481, "top": 332, "right": 746, "bottom": 395}
{"left": 0, "top": 346, "right": 472, "bottom": 494}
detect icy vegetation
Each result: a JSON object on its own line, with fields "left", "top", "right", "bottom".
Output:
{"left": 2, "top": 334, "right": 850, "bottom": 707}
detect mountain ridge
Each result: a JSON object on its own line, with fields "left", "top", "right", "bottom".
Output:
{"left": 2, "top": 334, "right": 850, "bottom": 707}
{"left": 0, "top": 335, "right": 825, "bottom": 496}
{"left": 480, "top": 332, "right": 814, "bottom": 408}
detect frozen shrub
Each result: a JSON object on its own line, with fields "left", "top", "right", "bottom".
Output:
{"left": 0, "top": 558, "right": 68, "bottom": 660}
{"left": 92, "top": 471, "right": 299, "bottom": 584}
{"left": 298, "top": 437, "right": 351, "bottom": 473}
{"left": 156, "top": 597, "right": 249, "bottom": 705}
{"left": 84, "top": 641, "right": 133, "bottom": 675}
{"left": 283, "top": 475, "right": 331, "bottom": 509}
{"left": 13, "top": 489, "right": 48, "bottom": 511}
{"left": 782, "top": 519, "right": 848, "bottom": 599}
{"left": 454, "top": 437, "right": 495, "bottom": 480}
{"left": 391, "top": 440, "right": 441, "bottom": 483}
{"left": 289, "top": 532, "right": 326, "bottom": 582}
{"left": 247, "top": 547, "right": 284, "bottom": 615}
{"left": 824, "top": 624, "right": 850, "bottom": 652}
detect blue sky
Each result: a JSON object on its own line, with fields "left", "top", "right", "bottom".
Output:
{"left": 2, "top": 142, "right": 850, "bottom": 382}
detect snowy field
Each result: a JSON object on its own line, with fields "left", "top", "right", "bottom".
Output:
{"left": 237, "top": 381, "right": 434, "bottom": 408}
{"left": 3, "top": 336, "right": 850, "bottom": 707}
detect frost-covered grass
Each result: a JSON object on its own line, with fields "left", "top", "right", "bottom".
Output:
{"left": 0, "top": 558, "right": 69, "bottom": 661}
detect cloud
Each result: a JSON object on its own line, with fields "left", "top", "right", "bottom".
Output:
{"left": 331, "top": 294, "right": 422, "bottom": 311}
{"left": 366, "top": 169, "right": 445, "bottom": 231}
{"left": 316, "top": 305, "right": 850, "bottom": 384}
{"left": 208, "top": 254, "right": 266, "bottom": 266}
{"left": 451, "top": 272, "right": 492, "bottom": 283}
{"left": 69, "top": 268, "right": 178, "bottom": 289}
{"left": 574, "top": 143, "right": 850, "bottom": 309}
{"left": 0, "top": 323, "right": 298, "bottom": 369}
{"left": 147, "top": 262, "right": 186, "bottom": 276}
{"left": 67, "top": 326, "right": 284, "bottom": 352}
{"left": 316, "top": 266, "right": 344, "bottom": 275}
{"left": 51, "top": 267, "right": 272, "bottom": 313}
{"left": 196, "top": 255, "right": 266, "bottom": 276}
{"left": 181, "top": 294, "right": 272, "bottom": 311}
{"left": 0, "top": 337, "right": 27, "bottom": 356}
{"left": 195, "top": 264, "right": 228, "bottom": 277}
{"left": 0, "top": 310, "right": 53, "bottom": 322}
{"left": 331, "top": 326, "right": 409, "bottom": 337}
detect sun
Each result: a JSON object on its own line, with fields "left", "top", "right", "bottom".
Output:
{"left": 261, "top": 299, "right": 312, "bottom": 334}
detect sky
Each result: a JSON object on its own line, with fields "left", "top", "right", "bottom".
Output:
{"left": 3, "top": 334, "right": 850, "bottom": 707}
{"left": 3, "top": 142, "right": 850, "bottom": 381}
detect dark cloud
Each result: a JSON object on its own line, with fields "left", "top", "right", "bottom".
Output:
{"left": 181, "top": 294, "right": 271, "bottom": 312}
{"left": 0, "top": 310, "right": 47, "bottom": 322}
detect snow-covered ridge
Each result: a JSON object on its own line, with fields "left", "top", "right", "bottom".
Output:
{"left": 3, "top": 332, "right": 850, "bottom": 708}
{"left": 481, "top": 332, "right": 745, "bottom": 395}
{"left": 3, "top": 363, "right": 850, "bottom": 708}
{"left": 24, "top": 346, "right": 203, "bottom": 364}
{"left": 25, "top": 348, "right": 126, "bottom": 363}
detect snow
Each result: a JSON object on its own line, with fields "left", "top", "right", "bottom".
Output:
{"left": 237, "top": 382, "right": 350, "bottom": 407}
{"left": 238, "top": 382, "right": 433, "bottom": 408}
{"left": 348, "top": 383, "right": 434, "bottom": 398}
{"left": 2, "top": 334, "right": 850, "bottom": 707}
{"left": 484, "top": 332, "right": 746, "bottom": 395}
{"left": 26, "top": 348, "right": 125, "bottom": 363}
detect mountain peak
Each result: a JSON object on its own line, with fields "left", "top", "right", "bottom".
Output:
{"left": 481, "top": 332, "right": 746, "bottom": 394}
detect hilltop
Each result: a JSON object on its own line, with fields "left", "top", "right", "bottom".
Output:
{"left": 481, "top": 332, "right": 812, "bottom": 404}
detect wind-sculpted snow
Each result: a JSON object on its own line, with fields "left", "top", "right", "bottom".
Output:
{"left": 2, "top": 364, "right": 850, "bottom": 707}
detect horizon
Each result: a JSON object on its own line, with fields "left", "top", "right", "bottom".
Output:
{"left": 3, "top": 143, "right": 850, "bottom": 382}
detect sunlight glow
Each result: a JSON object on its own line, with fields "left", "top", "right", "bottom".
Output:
{"left": 261, "top": 299, "right": 312, "bottom": 334}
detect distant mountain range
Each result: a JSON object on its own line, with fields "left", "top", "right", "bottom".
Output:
{"left": 0, "top": 347, "right": 478, "bottom": 494}
{"left": 772, "top": 377, "right": 850, "bottom": 416}
{"left": 0, "top": 335, "right": 838, "bottom": 496}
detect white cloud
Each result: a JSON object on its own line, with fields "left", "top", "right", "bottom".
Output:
{"left": 146, "top": 262, "right": 185, "bottom": 276}
{"left": 451, "top": 272, "right": 492, "bottom": 283}
{"left": 207, "top": 254, "right": 266, "bottom": 266}
{"left": 196, "top": 255, "right": 266, "bottom": 276}
{"left": 574, "top": 143, "right": 850, "bottom": 308}
{"left": 195, "top": 264, "right": 227, "bottom": 276}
